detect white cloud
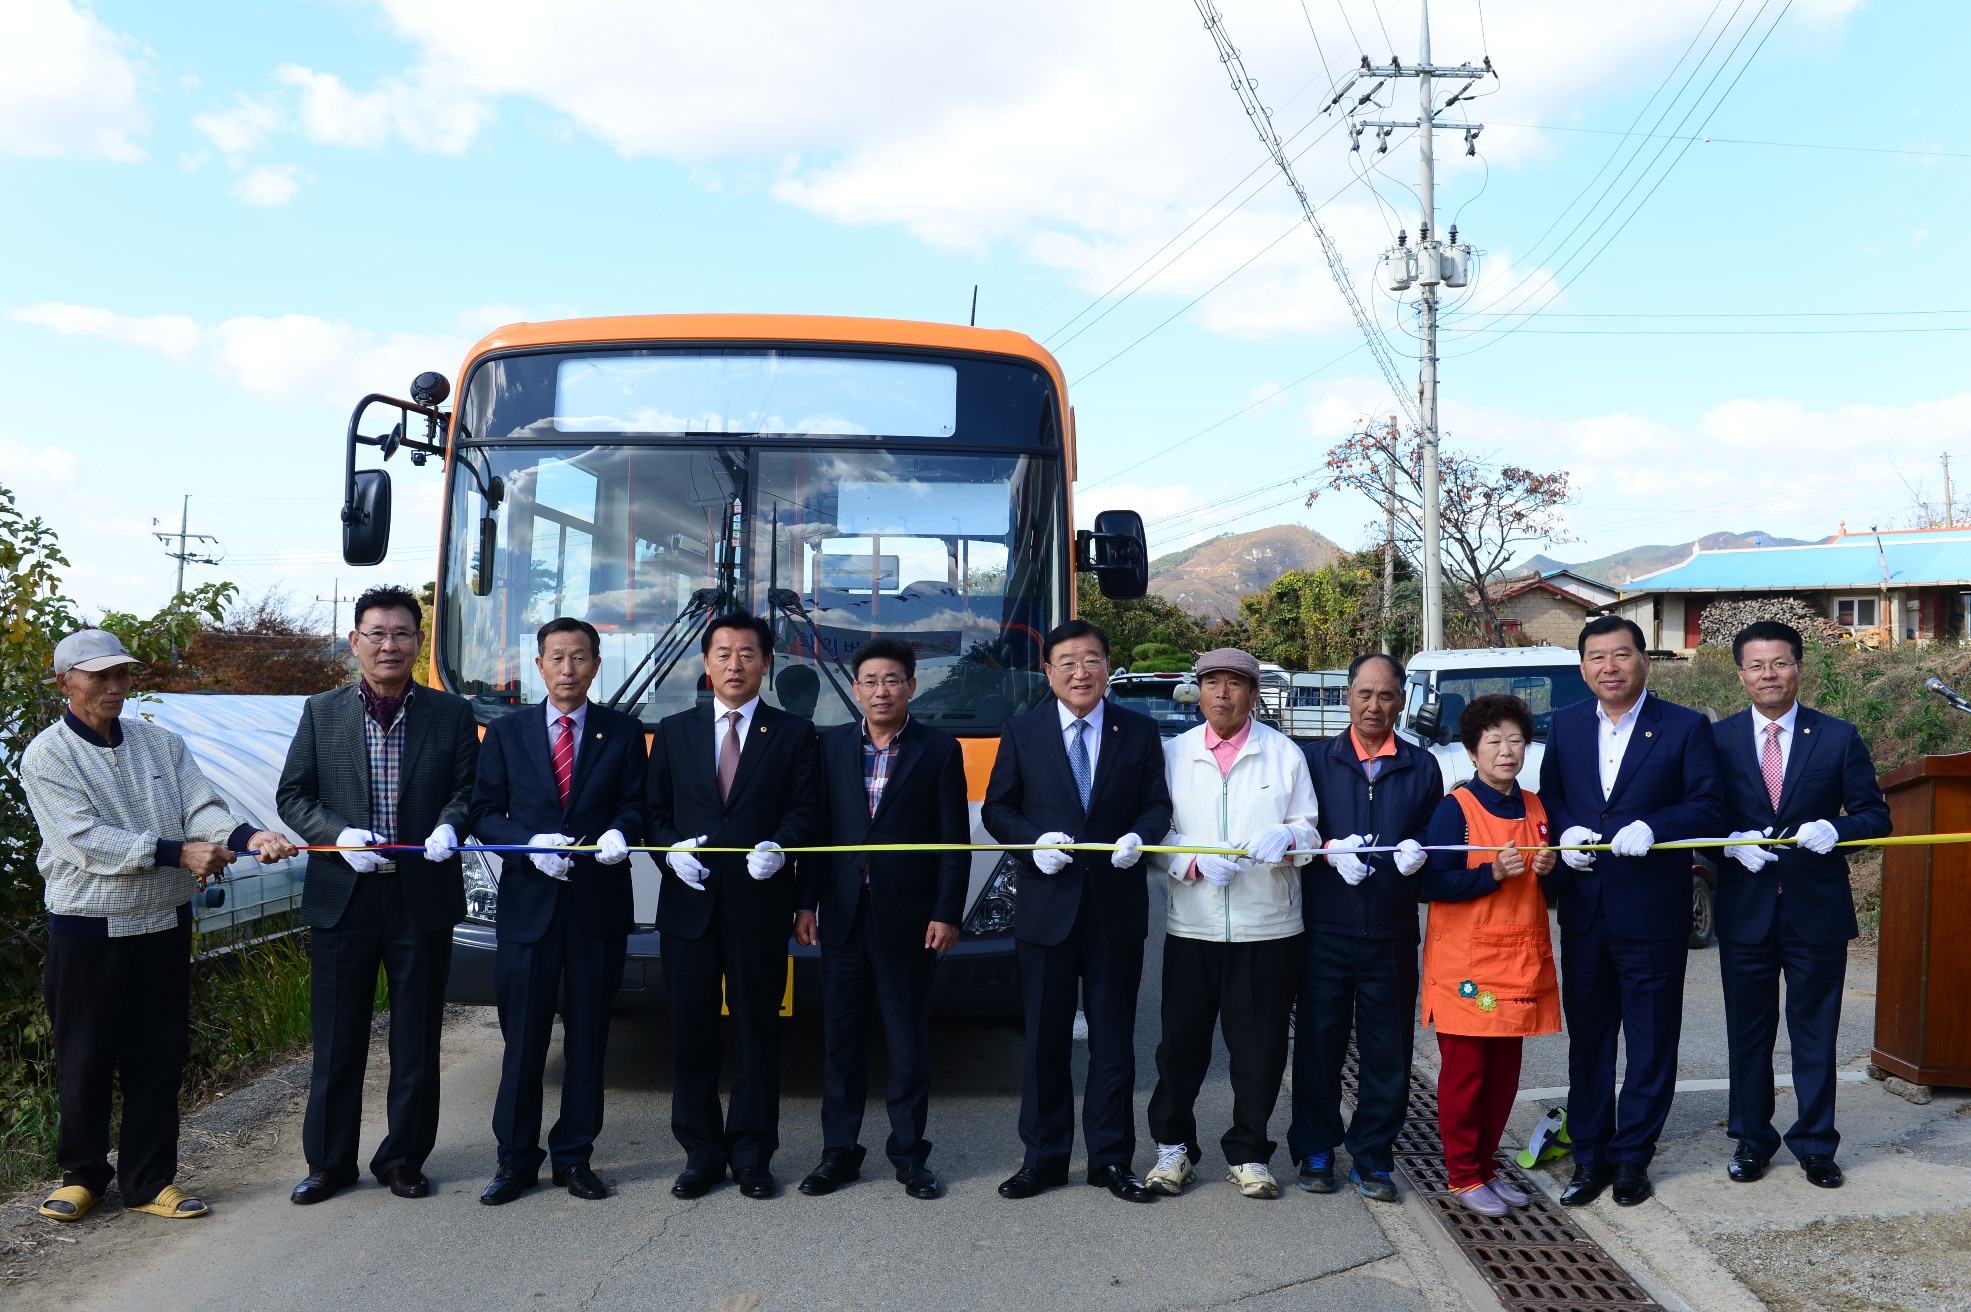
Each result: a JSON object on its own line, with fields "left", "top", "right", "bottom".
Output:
{"left": 232, "top": 163, "right": 303, "bottom": 206}
{"left": 9, "top": 302, "right": 201, "bottom": 361}
{"left": 275, "top": 64, "right": 486, "bottom": 154}
{"left": 192, "top": 93, "right": 281, "bottom": 156}
{"left": 0, "top": 0, "right": 147, "bottom": 161}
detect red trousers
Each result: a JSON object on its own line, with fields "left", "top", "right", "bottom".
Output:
{"left": 1435, "top": 1031, "right": 1523, "bottom": 1191}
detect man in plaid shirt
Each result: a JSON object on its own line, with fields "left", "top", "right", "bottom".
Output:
{"left": 22, "top": 629, "right": 295, "bottom": 1224}
{"left": 795, "top": 638, "right": 970, "bottom": 1200}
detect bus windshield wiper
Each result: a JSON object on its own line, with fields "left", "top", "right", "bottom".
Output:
{"left": 605, "top": 587, "right": 727, "bottom": 711}
{"left": 768, "top": 588, "right": 860, "bottom": 719}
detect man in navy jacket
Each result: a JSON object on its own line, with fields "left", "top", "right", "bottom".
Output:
{"left": 983, "top": 620, "right": 1173, "bottom": 1204}
{"left": 1289, "top": 653, "right": 1443, "bottom": 1202}
{"left": 1714, "top": 622, "right": 1889, "bottom": 1189}
{"left": 1540, "top": 616, "right": 1722, "bottom": 1207}
{"left": 470, "top": 618, "right": 648, "bottom": 1205}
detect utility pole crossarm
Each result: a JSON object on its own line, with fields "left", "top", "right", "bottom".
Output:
{"left": 1194, "top": 0, "right": 1419, "bottom": 428}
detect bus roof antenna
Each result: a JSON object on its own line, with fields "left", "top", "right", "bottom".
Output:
{"left": 970, "top": 285, "right": 978, "bottom": 326}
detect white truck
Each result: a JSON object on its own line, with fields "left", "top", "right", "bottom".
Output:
{"left": 1393, "top": 646, "right": 1718, "bottom": 949}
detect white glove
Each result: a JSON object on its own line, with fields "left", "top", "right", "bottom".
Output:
{"left": 1558, "top": 826, "right": 1601, "bottom": 871}
{"left": 1395, "top": 838, "right": 1427, "bottom": 877}
{"left": 1032, "top": 832, "right": 1074, "bottom": 876}
{"left": 1195, "top": 853, "right": 1242, "bottom": 886}
{"left": 1242, "top": 824, "right": 1295, "bottom": 866}
{"left": 1326, "top": 834, "right": 1370, "bottom": 885}
{"left": 529, "top": 833, "right": 575, "bottom": 880}
{"left": 595, "top": 828, "right": 630, "bottom": 865}
{"left": 1110, "top": 833, "right": 1143, "bottom": 869}
{"left": 1796, "top": 819, "right": 1840, "bottom": 855}
{"left": 1724, "top": 828, "right": 1777, "bottom": 872}
{"left": 667, "top": 835, "right": 710, "bottom": 890}
{"left": 1610, "top": 820, "right": 1654, "bottom": 858}
{"left": 335, "top": 827, "right": 386, "bottom": 874}
{"left": 747, "top": 840, "right": 785, "bottom": 880}
{"left": 422, "top": 823, "right": 459, "bottom": 863}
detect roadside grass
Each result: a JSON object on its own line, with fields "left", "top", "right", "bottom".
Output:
{"left": 0, "top": 926, "right": 383, "bottom": 1197}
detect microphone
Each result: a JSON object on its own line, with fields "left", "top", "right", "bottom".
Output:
{"left": 1926, "top": 677, "right": 1971, "bottom": 714}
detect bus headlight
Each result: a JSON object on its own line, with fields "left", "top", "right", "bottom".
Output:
{"left": 962, "top": 852, "right": 1020, "bottom": 936}
{"left": 461, "top": 849, "right": 500, "bottom": 924}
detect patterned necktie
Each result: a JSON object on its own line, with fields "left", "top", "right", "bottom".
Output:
{"left": 1762, "top": 722, "right": 1785, "bottom": 811}
{"left": 1068, "top": 718, "right": 1093, "bottom": 810}
{"left": 553, "top": 715, "right": 575, "bottom": 807}
{"left": 718, "top": 710, "right": 743, "bottom": 803}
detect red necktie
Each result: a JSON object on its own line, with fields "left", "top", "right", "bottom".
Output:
{"left": 1762, "top": 722, "right": 1784, "bottom": 811}
{"left": 553, "top": 715, "right": 575, "bottom": 807}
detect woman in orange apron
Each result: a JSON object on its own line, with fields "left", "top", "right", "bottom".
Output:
{"left": 1419, "top": 693, "right": 1561, "bottom": 1216}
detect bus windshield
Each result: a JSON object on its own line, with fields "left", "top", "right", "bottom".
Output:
{"left": 1425, "top": 665, "right": 1594, "bottom": 741}
{"left": 440, "top": 442, "right": 1066, "bottom": 731}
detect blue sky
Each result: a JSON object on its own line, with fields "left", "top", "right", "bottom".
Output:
{"left": 3, "top": 0, "right": 1966, "bottom": 618}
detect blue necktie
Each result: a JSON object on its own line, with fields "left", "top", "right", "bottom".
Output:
{"left": 1068, "top": 718, "right": 1093, "bottom": 810}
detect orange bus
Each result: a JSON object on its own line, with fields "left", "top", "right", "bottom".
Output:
{"left": 339, "top": 315, "right": 1148, "bottom": 1014}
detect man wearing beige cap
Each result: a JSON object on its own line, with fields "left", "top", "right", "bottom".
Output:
{"left": 20, "top": 629, "right": 296, "bottom": 1224}
{"left": 1144, "top": 648, "right": 1320, "bottom": 1200}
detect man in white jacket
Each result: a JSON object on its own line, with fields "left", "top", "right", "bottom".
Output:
{"left": 1144, "top": 648, "right": 1320, "bottom": 1199}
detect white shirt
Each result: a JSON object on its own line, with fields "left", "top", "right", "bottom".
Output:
{"left": 1594, "top": 689, "right": 1648, "bottom": 800}
{"left": 544, "top": 699, "right": 589, "bottom": 771}
{"left": 1752, "top": 701, "right": 1799, "bottom": 778}
{"left": 1057, "top": 696, "right": 1105, "bottom": 780}
{"left": 712, "top": 694, "right": 761, "bottom": 770}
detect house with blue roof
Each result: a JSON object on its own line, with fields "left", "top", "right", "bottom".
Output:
{"left": 1614, "top": 524, "right": 1971, "bottom": 653}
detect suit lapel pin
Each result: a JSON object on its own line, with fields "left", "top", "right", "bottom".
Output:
{"left": 1644, "top": 731, "right": 1653, "bottom": 738}
{"left": 1803, "top": 727, "right": 1811, "bottom": 734}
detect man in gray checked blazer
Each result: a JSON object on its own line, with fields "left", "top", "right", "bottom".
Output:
{"left": 278, "top": 584, "right": 480, "bottom": 1205}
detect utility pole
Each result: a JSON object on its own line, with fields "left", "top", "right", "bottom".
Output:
{"left": 1343, "top": 0, "right": 1491, "bottom": 650}
{"left": 1944, "top": 453, "right": 1955, "bottom": 528}
{"left": 153, "top": 494, "right": 223, "bottom": 598}
{"left": 1382, "top": 415, "right": 1398, "bottom": 655}
{"left": 316, "top": 579, "right": 345, "bottom": 656}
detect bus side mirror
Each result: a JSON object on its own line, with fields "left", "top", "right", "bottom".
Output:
{"left": 1411, "top": 696, "right": 1443, "bottom": 743}
{"left": 342, "top": 468, "right": 392, "bottom": 566}
{"left": 1077, "top": 508, "right": 1149, "bottom": 601}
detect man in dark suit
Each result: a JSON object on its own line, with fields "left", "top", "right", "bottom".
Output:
{"left": 792, "top": 637, "right": 969, "bottom": 1201}
{"left": 1715, "top": 621, "right": 1890, "bottom": 1190}
{"left": 470, "top": 617, "right": 649, "bottom": 1205}
{"left": 277, "top": 584, "right": 480, "bottom": 1205}
{"left": 983, "top": 619, "right": 1173, "bottom": 1204}
{"left": 646, "top": 612, "right": 820, "bottom": 1200}
{"left": 1539, "top": 615, "right": 1723, "bottom": 1207}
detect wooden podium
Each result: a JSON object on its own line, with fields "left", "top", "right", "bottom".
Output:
{"left": 1872, "top": 752, "right": 1971, "bottom": 1087}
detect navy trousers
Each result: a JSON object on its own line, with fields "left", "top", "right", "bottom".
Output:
{"left": 1559, "top": 918, "right": 1687, "bottom": 1173}
{"left": 1719, "top": 899, "right": 1847, "bottom": 1162}
{"left": 1015, "top": 890, "right": 1144, "bottom": 1173}
{"left": 491, "top": 895, "right": 627, "bottom": 1173}
{"left": 1287, "top": 932, "right": 1418, "bottom": 1174}
{"left": 818, "top": 890, "right": 939, "bottom": 1170}
{"left": 662, "top": 921, "right": 788, "bottom": 1171}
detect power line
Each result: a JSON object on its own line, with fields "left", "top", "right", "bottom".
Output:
{"left": 1450, "top": 323, "right": 1971, "bottom": 337}
{"left": 1485, "top": 121, "right": 1971, "bottom": 160}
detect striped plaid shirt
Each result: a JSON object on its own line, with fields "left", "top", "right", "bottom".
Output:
{"left": 360, "top": 683, "right": 414, "bottom": 867}
{"left": 859, "top": 717, "right": 907, "bottom": 884}
{"left": 21, "top": 715, "right": 256, "bottom": 936}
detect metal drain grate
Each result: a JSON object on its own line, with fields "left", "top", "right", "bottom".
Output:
{"left": 1340, "top": 1052, "right": 1664, "bottom": 1312}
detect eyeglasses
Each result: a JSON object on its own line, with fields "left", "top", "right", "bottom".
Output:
{"left": 855, "top": 675, "right": 909, "bottom": 691}
{"left": 1050, "top": 657, "right": 1108, "bottom": 673}
{"left": 356, "top": 629, "right": 419, "bottom": 648}
{"left": 1739, "top": 659, "right": 1798, "bottom": 675}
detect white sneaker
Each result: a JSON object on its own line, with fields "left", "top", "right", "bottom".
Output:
{"left": 1227, "top": 1162, "right": 1280, "bottom": 1199}
{"left": 1146, "top": 1143, "right": 1193, "bottom": 1195}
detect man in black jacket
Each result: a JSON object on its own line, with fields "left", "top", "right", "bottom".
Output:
{"left": 470, "top": 617, "right": 649, "bottom": 1206}
{"left": 1289, "top": 653, "right": 1443, "bottom": 1203}
{"left": 793, "top": 637, "right": 969, "bottom": 1201}
{"left": 277, "top": 585, "right": 479, "bottom": 1205}
{"left": 983, "top": 619, "right": 1173, "bottom": 1204}
{"left": 646, "top": 612, "right": 821, "bottom": 1201}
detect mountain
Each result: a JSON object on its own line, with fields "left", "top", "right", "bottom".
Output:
{"left": 1149, "top": 524, "right": 1348, "bottom": 619}
{"left": 1520, "top": 529, "right": 1822, "bottom": 586}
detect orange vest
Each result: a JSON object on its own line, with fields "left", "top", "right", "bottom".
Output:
{"left": 1420, "top": 787, "right": 1561, "bottom": 1038}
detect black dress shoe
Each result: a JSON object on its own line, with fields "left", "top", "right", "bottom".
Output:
{"left": 1087, "top": 1164, "right": 1158, "bottom": 1203}
{"left": 290, "top": 1170, "right": 355, "bottom": 1205}
{"left": 896, "top": 1165, "right": 941, "bottom": 1199}
{"left": 1727, "top": 1143, "right": 1769, "bottom": 1183}
{"left": 1800, "top": 1154, "right": 1844, "bottom": 1189}
{"left": 1558, "top": 1164, "right": 1614, "bottom": 1207}
{"left": 381, "top": 1166, "right": 430, "bottom": 1199}
{"left": 997, "top": 1164, "right": 1069, "bottom": 1199}
{"left": 553, "top": 1163, "right": 608, "bottom": 1199}
{"left": 671, "top": 1166, "right": 724, "bottom": 1199}
{"left": 1610, "top": 1163, "right": 1652, "bottom": 1206}
{"left": 798, "top": 1147, "right": 865, "bottom": 1196}
{"left": 480, "top": 1166, "right": 538, "bottom": 1206}
{"left": 735, "top": 1166, "right": 777, "bottom": 1199}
